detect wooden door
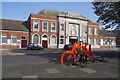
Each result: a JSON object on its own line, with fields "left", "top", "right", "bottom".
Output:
{"left": 42, "top": 40, "right": 47, "bottom": 48}
{"left": 21, "top": 40, "right": 27, "bottom": 48}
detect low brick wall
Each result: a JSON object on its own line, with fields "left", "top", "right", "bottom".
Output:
{"left": 0, "top": 45, "right": 19, "bottom": 49}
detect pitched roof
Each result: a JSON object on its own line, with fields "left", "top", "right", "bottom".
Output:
{"left": 99, "top": 29, "right": 118, "bottom": 37}
{"left": 38, "top": 9, "right": 65, "bottom": 17}
{"left": 0, "top": 19, "right": 29, "bottom": 31}
{"left": 112, "top": 30, "right": 120, "bottom": 37}
{"left": 38, "top": 9, "right": 89, "bottom": 21}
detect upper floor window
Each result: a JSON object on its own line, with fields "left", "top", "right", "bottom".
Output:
{"left": 2, "top": 34, "right": 7, "bottom": 44}
{"left": 71, "top": 24, "right": 76, "bottom": 35}
{"left": 94, "top": 28, "right": 98, "bottom": 35}
{"left": 51, "top": 22, "right": 56, "bottom": 32}
{"left": 33, "top": 20, "right": 39, "bottom": 29}
{"left": 60, "top": 23, "right": 64, "bottom": 31}
{"left": 12, "top": 35, "right": 17, "bottom": 43}
{"left": 88, "top": 26, "right": 92, "bottom": 35}
{"left": 42, "top": 21, "right": 48, "bottom": 32}
{"left": 83, "top": 27, "right": 87, "bottom": 37}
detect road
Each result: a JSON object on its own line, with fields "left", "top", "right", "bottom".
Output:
{"left": 1, "top": 49, "right": 120, "bottom": 79}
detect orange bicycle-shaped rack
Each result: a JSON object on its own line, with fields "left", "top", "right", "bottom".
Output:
{"left": 60, "top": 41, "right": 103, "bottom": 67}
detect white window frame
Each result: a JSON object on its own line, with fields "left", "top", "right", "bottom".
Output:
{"left": 60, "top": 23, "right": 64, "bottom": 31}
{"left": 50, "top": 35, "right": 57, "bottom": 45}
{"left": 71, "top": 24, "right": 76, "bottom": 35}
{"left": 94, "top": 28, "right": 98, "bottom": 35}
{"left": 88, "top": 37, "right": 92, "bottom": 45}
{"left": 1, "top": 34, "right": 7, "bottom": 44}
{"left": 51, "top": 22, "right": 56, "bottom": 32}
{"left": 60, "top": 36, "right": 64, "bottom": 44}
{"left": 33, "top": 34, "right": 39, "bottom": 44}
{"left": 42, "top": 21, "right": 48, "bottom": 32}
{"left": 94, "top": 38, "right": 98, "bottom": 45}
{"left": 33, "top": 20, "right": 39, "bottom": 30}
{"left": 11, "top": 35, "right": 17, "bottom": 44}
{"left": 88, "top": 26, "right": 92, "bottom": 35}
{"left": 83, "top": 26, "right": 87, "bottom": 37}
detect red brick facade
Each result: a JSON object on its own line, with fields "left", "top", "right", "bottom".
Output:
{"left": 28, "top": 14, "right": 58, "bottom": 48}
{"left": 87, "top": 22, "right": 100, "bottom": 48}
{"left": 0, "top": 30, "right": 28, "bottom": 48}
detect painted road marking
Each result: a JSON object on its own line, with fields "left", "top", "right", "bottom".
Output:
{"left": 22, "top": 75, "right": 38, "bottom": 78}
{"left": 45, "top": 68, "right": 61, "bottom": 74}
{"left": 80, "top": 68, "right": 96, "bottom": 73}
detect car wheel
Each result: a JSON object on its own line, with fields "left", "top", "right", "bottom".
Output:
{"left": 28, "top": 48, "right": 31, "bottom": 50}
{"left": 64, "top": 46, "right": 67, "bottom": 50}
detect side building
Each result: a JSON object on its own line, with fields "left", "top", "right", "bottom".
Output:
{"left": 87, "top": 21, "right": 100, "bottom": 48}
{"left": 99, "top": 29, "right": 117, "bottom": 48}
{"left": 0, "top": 19, "right": 29, "bottom": 48}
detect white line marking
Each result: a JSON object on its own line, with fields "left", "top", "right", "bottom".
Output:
{"left": 22, "top": 75, "right": 38, "bottom": 78}
{"left": 80, "top": 68, "right": 96, "bottom": 73}
{"left": 45, "top": 68, "right": 61, "bottom": 74}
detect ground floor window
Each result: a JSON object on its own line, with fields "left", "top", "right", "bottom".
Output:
{"left": 60, "top": 36, "right": 64, "bottom": 44}
{"left": 50, "top": 35, "right": 56, "bottom": 44}
{"left": 83, "top": 37, "right": 86, "bottom": 43}
{"left": 33, "top": 34, "right": 39, "bottom": 44}
{"left": 12, "top": 35, "right": 17, "bottom": 43}
{"left": 88, "top": 37, "right": 92, "bottom": 45}
{"left": 2, "top": 34, "right": 7, "bottom": 44}
{"left": 94, "top": 38, "right": 98, "bottom": 45}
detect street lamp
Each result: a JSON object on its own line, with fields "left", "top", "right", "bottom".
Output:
{"left": 108, "top": 31, "right": 111, "bottom": 51}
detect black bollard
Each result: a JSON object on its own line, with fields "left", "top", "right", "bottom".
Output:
{"left": 89, "top": 44, "right": 91, "bottom": 51}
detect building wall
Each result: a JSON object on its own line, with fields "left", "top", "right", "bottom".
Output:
{"left": 87, "top": 22, "right": 100, "bottom": 48}
{"left": 0, "top": 30, "right": 28, "bottom": 48}
{"left": 29, "top": 14, "right": 58, "bottom": 48}
{"left": 58, "top": 16, "right": 88, "bottom": 48}
{"left": 100, "top": 36, "right": 116, "bottom": 48}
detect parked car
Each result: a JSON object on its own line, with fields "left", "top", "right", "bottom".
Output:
{"left": 27, "top": 43, "right": 43, "bottom": 50}
{"left": 64, "top": 44, "right": 73, "bottom": 50}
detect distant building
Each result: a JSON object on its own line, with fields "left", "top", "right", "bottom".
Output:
{"left": 0, "top": 19, "right": 29, "bottom": 48}
{"left": 99, "top": 30, "right": 118, "bottom": 48}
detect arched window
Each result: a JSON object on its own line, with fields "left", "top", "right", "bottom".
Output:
{"left": 94, "top": 38, "right": 98, "bottom": 45}
{"left": 50, "top": 35, "right": 56, "bottom": 44}
{"left": 33, "top": 34, "right": 39, "bottom": 44}
{"left": 43, "top": 35, "right": 47, "bottom": 38}
{"left": 88, "top": 37, "right": 92, "bottom": 45}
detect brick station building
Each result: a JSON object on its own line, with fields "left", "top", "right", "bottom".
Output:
{"left": 0, "top": 9, "right": 119, "bottom": 49}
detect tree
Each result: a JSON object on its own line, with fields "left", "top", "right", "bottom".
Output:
{"left": 92, "top": 2, "right": 120, "bottom": 29}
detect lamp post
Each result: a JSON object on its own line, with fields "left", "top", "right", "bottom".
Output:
{"left": 108, "top": 31, "right": 111, "bottom": 51}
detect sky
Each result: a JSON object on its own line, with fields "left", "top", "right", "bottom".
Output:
{"left": 1, "top": 2, "right": 99, "bottom": 23}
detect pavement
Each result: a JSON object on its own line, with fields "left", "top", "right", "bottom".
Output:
{"left": 2, "top": 56, "right": 119, "bottom": 78}
{"left": 1, "top": 48, "right": 120, "bottom": 79}
{"left": 1, "top": 47, "right": 120, "bottom": 56}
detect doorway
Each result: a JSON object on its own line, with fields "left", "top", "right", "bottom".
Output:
{"left": 69, "top": 36, "right": 78, "bottom": 44}
{"left": 42, "top": 40, "right": 47, "bottom": 48}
